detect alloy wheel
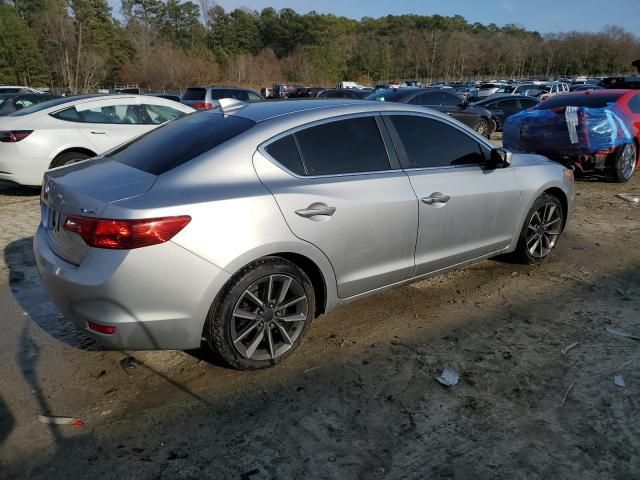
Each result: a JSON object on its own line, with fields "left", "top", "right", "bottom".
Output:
{"left": 525, "top": 202, "right": 562, "bottom": 259}
{"left": 230, "top": 274, "right": 309, "bottom": 361}
{"left": 621, "top": 143, "right": 637, "bottom": 181}
{"left": 474, "top": 120, "right": 490, "bottom": 137}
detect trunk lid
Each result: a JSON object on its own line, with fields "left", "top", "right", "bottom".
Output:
{"left": 41, "top": 158, "right": 157, "bottom": 265}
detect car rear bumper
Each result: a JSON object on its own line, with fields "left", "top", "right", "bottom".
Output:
{"left": 33, "top": 226, "right": 231, "bottom": 350}
{"left": 0, "top": 149, "right": 49, "bottom": 186}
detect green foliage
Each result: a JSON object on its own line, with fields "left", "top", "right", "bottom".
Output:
{"left": 0, "top": 4, "right": 49, "bottom": 85}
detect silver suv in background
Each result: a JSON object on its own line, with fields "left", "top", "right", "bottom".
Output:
{"left": 181, "top": 86, "right": 264, "bottom": 110}
{"left": 35, "top": 100, "right": 575, "bottom": 370}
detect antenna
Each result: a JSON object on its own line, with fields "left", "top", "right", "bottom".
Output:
{"left": 217, "top": 98, "right": 248, "bottom": 114}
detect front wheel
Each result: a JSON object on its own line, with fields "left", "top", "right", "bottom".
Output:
{"left": 513, "top": 193, "right": 564, "bottom": 264}
{"left": 205, "top": 257, "right": 316, "bottom": 370}
{"left": 605, "top": 143, "right": 637, "bottom": 183}
{"left": 473, "top": 118, "right": 491, "bottom": 138}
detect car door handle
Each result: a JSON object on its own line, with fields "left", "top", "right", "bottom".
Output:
{"left": 295, "top": 206, "right": 336, "bottom": 218}
{"left": 421, "top": 193, "right": 451, "bottom": 205}
{"left": 90, "top": 131, "right": 107, "bottom": 134}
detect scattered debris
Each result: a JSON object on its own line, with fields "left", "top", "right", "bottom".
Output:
{"left": 561, "top": 342, "right": 579, "bottom": 355}
{"left": 606, "top": 326, "right": 640, "bottom": 341}
{"left": 613, "top": 375, "right": 626, "bottom": 388}
{"left": 328, "top": 456, "right": 337, "bottom": 463}
{"left": 616, "top": 193, "right": 640, "bottom": 204}
{"left": 435, "top": 367, "right": 459, "bottom": 387}
{"left": 131, "top": 447, "right": 145, "bottom": 454}
{"left": 303, "top": 366, "right": 320, "bottom": 374}
{"left": 96, "top": 369, "right": 107, "bottom": 379}
{"left": 561, "top": 381, "right": 576, "bottom": 406}
{"left": 37, "top": 415, "right": 84, "bottom": 427}
{"left": 167, "top": 451, "right": 188, "bottom": 460}
{"left": 104, "top": 387, "right": 118, "bottom": 395}
{"left": 120, "top": 355, "right": 139, "bottom": 374}
{"left": 240, "top": 469, "right": 261, "bottom": 480}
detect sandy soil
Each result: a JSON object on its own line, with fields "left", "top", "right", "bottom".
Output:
{"left": 0, "top": 148, "right": 639, "bottom": 479}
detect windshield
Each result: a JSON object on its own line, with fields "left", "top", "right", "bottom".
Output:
{"left": 9, "top": 95, "right": 100, "bottom": 116}
{"left": 537, "top": 93, "right": 623, "bottom": 110}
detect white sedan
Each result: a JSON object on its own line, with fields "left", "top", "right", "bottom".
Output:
{"left": 0, "top": 94, "right": 194, "bottom": 186}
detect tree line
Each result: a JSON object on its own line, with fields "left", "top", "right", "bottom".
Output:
{"left": 1, "top": 0, "right": 639, "bottom": 93}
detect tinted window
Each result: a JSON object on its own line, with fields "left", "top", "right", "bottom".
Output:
{"left": 629, "top": 94, "right": 640, "bottom": 114}
{"left": 143, "top": 104, "right": 185, "bottom": 124}
{"left": 182, "top": 88, "right": 206, "bottom": 101}
{"left": 108, "top": 112, "right": 255, "bottom": 175}
{"left": 537, "top": 93, "right": 622, "bottom": 110}
{"left": 520, "top": 98, "right": 538, "bottom": 108}
{"left": 295, "top": 117, "right": 390, "bottom": 175}
{"left": 440, "top": 92, "right": 461, "bottom": 106}
{"left": 64, "top": 104, "right": 144, "bottom": 124}
{"left": 51, "top": 107, "right": 81, "bottom": 121}
{"left": 496, "top": 99, "right": 520, "bottom": 109}
{"left": 247, "top": 92, "right": 262, "bottom": 102}
{"left": 390, "top": 115, "right": 484, "bottom": 168}
{"left": 265, "top": 135, "right": 306, "bottom": 175}
{"left": 413, "top": 92, "right": 443, "bottom": 105}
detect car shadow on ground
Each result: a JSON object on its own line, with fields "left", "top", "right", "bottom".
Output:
{"left": 0, "top": 180, "right": 39, "bottom": 198}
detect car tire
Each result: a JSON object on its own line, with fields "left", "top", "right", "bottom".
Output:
{"left": 605, "top": 142, "right": 637, "bottom": 183}
{"left": 473, "top": 118, "right": 491, "bottom": 138}
{"left": 513, "top": 193, "right": 564, "bottom": 265}
{"left": 490, "top": 117, "right": 498, "bottom": 133}
{"left": 50, "top": 151, "right": 91, "bottom": 168}
{"left": 205, "top": 257, "right": 316, "bottom": 370}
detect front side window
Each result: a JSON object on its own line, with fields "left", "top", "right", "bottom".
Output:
{"left": 440, "top": 92, "right": 462, "bottom": 107}
{"left": 496, "top": 99, "right": 520, "bottom": 109}
{"left": 267, "top": 116, "right": 390, "bottom": 176}
{"left": 390, "top": 115, "right": 485, "bottom": 169}
{"left": 247, "top": 92, "right": 262, "bottom": 102}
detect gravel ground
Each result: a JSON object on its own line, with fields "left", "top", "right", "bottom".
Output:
{"left": 0, "top": 147, "right": 639, "bottom": 479}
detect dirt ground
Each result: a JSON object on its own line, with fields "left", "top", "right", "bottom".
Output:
{"left": 1, "top": 138, "right": 640, "bottom": 479}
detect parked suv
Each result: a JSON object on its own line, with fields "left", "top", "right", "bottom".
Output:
{"left": 181, "top": 87, "right": 264, "bottom": 110}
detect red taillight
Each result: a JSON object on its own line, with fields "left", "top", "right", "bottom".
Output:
{"left": 0, "top": 130, "right": 33, "bottom": 142}
{"left": 64, "top": 215, "right": 191, "bottom": 249}
{"left": 88, "top": 321, "right": 117, "bottom": 335}
{"left": 193, "top": 102, "right": 213, "bottom": 110}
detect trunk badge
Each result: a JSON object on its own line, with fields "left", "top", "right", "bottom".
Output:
{"left": 80, "top": 206, "right": 97, "bottom": 215}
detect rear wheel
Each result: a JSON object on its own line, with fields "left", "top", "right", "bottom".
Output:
{"left": 605, "top": 143, "right": 637, "bottom": 183}
{"left": 206, "top": 257, "right": 315, "bottom": 370}
{"left": 513, "top": 193, "right": 564, "bottom": 264}
{"left": 473, "top": 118, "right": 491, "bottom": 138}
{"left": 50, "top": 151, "right": 91, "bottom": 168}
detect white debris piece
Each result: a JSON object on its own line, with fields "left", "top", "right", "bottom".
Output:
{"left": 435, "top": 367, "right": 459, "bottom": 387}
{"left": 613, "top": 375, "right": 626, "bottom": 388}
{"left": 561, "top": 342, "right": 579, "bottom": 355}
{"left": 607, "top": 326, "right": 640, "bottom": 341}
{"left": 617, "top": 194, "right": 640, "bottom": 203}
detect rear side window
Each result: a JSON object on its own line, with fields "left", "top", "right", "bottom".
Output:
{"left": 440, "top": 93, "right": 461, "bottom": 106}
{"left": 390, "top": 115, "right": 485, "bottom": 168}
{"left": 52, "top": 107, "right": 81, "bottom": 121}
{"left": 265, "top": 135, "right": 306, "bottom": 175}
{"left": 107, "top": 112, "right": 255, "bottom": 175}
{"left": 496, "top": 99, "right": 520, "bottom": 109}
{"left": 294, "top": 117, "right": 390, "bottom": 175}
{"left": 182, "top": 88, "right": 206, "bottom": 101}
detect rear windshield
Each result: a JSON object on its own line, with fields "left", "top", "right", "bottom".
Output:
{"left": 10, "top": 95, "right": 99, "bottom": 116}
{"left": 537, "top": 93, "right": 623, "bottom": 110}
{"left": 107, "top": 111, "right": 255, "bottom": 175}
{"left": 182, "top": 88, "right": 206, "bottom": 101}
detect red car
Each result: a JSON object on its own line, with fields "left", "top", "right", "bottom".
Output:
{"left": 504, "top": 89, "right": 640, "bottom": 182}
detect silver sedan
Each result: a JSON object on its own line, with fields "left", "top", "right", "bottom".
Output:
{"left": 34, "top": 99, "right": 575, "bottom": 369}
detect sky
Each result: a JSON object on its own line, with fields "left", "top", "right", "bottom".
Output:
{"left": 109, "top": 0, "right": 640, "bottom": 34}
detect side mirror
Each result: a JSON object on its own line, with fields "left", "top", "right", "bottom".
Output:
{"left": 488, "top": 148, "right": 512, "bottom": 169}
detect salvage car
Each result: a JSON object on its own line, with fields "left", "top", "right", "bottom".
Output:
{"left": 472, "top": 95, "right": 539, "bottom": 131}
{"left": 503, "top": 89, "right": 640, "bottom": 182}
{"left": 366, "top": 88, "right": 494, "bottom": 137}
{"left": 35, "top": 99, "right": 574, "bottom": 369}
{"left": 0, "top": 94, "right": 194, "bottom": 186}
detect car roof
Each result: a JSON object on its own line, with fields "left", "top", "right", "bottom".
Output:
{"left": 476, "top": 94, "right": 539, "bottom": 102}
{"left": 229, "top": 99, "right": 457, "bottom": 124}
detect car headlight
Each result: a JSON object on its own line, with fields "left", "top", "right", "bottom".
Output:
{"left": 591, "top": 119, "right": 614, "bottom": 135}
